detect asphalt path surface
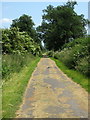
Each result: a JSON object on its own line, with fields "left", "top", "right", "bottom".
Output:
{"left": 16, "top": 58, "right": 88, "bottom": 118}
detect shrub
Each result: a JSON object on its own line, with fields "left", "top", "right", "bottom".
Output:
{"left": 76, "top": 56, "right": 89, "bottom": 77}
{"left": 54, "top": 49, "right": 76, "bottom": 69}
{"left": 54, "top": 36, "right": 90, "bottom": 77}
{"left": 46, "top": 50, "right": 54, "bottom": 57}
{"left": 2, "top": 27, "right": 42, "bottom": 56}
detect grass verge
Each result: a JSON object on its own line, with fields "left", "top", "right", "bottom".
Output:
{"left": 2, "top": 57, "right": 40, "bottom": 118}
{"left": 51, "top": 58, "right": 89, "bottom": 92}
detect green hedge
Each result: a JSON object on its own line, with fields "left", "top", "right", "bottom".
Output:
{"left": 54, "top": 37, "right": 90, "bottom": 77}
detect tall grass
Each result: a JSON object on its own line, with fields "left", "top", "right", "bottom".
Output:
{"left": 2, "top": 54, "right": 40, "bottom": 118}
{"left": 2, "top": 54, "right": 35, "bottom": 80}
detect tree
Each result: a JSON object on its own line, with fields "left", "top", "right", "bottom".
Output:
{"left": 66, "top": 0, "right": 77, "bottom": 9}
{"left": 37, "top": 1, "right": 87, "bottom": 51}
{"left": 11, "top": 14, "right": 40, "bottom": 43}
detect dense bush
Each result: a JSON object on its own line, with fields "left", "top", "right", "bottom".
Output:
{"left": 75, "top": 56, "right": 89, "bottom": 76}
{"left": 54, "top": 49, "right": 75, "bottom": 68}
{"left": 2, "top": 27, "right": 42, "bottom": 56}
{"left": 2, "top": 27, "right": 42, "bottom": 81}
{"left": 46, "top": 50, "right": 54, "bottom": 57}
{"left": 54, "top": 37, "right": 90, "bottom": 77}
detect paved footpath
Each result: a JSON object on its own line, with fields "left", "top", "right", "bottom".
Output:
{"left": 16, "top": 58, "right": 88, "bottom": 118}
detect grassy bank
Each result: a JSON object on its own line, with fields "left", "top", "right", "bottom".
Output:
{"left": 51, "top": 58, "right": 89, "bottom": 92}
{"left": 2, "top": 56, "right": 40, "bottom": 118}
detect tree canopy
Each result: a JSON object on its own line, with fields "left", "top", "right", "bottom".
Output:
{"left": 11, "top": 14, "right": 40, "bottom": 43}
{"left": 37, "top": 1, "right": 87, "bottom": 51}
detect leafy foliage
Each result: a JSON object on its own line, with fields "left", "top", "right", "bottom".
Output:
{"left": 37, "top": 1, "right": 87, "bottom": 50}
{"left": 11, "top": 14, "right": 40, "bottom": 43}
{"left": 53, "top": 37, "right": 90, "bottom": 77}
{"left": 46, "top": 50, "right": 54, "bottom": 57}
{"left": 2, "top": 27, "right": 42, "bottom": 55}
{"left": 11, "top": 15, "right": 33, "bottom": 36}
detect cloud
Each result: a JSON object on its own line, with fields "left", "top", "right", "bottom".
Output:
{"left": 0, "top": 18, "right": 12, "bottom": 23}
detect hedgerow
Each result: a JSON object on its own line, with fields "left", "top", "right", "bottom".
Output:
{"left": 54, "top": 37, "right": 90, "bottom": 77}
